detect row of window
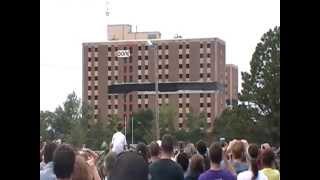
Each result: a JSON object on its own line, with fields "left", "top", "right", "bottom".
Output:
{"left": 104, "top": 93, "right": 213, "bottom": 100}
{"left": 179, "top": 112, "right": 212, "bottom": 118}
{"left": 88, "top": 57, "right": 98, "bottom": 62}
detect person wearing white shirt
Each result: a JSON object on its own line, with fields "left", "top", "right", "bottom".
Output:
{"left": 110, "top": 123, "right": 127, "bottom": 155}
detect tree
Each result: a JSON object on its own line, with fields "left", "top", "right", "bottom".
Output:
{"left": 40, "top": 110, "right": 56, "bottom": 141}
{"left": 239, "top": 26, "right": 280, "bottom": 144}
{"left": 159, "top": 105, "right": 178, "bottom": 137}
{"left": 128, "top": 109, "right": 154, "bottom": 144}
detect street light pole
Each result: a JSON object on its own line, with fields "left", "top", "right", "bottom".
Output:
{"left": 148, "top": 40, "right": 160, "bottom": 140}
{"left": 131, "top": 115, "right": 134, "bottom": 145}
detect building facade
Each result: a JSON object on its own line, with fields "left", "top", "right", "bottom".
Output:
{"left": 225, "top": 64, "right": 238, "bottom": 106}
{"left": 107, "top": 24, "right": 161, "bottom": 41}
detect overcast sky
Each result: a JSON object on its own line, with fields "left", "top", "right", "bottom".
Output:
{"left": 40, "top": 0, "right": 280, "bottom": 111}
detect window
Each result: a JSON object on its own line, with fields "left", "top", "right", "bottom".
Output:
{"left": 179, "top": 55, "right": 182, "bottom": 59}
{"left": 200, "top": 44, "right": 203, "bottom": 48}
{"left": 186, "top": 44, "right": 189, "bottom": 49}
{"left": 115, "top": 57, "right": 118, "bottom": 60}
{"left": 200, "top": 93, "right": 203, "bottom": 98}
{"left": 207, "top": 43, "right": 211, "bottom": 48}
{"left": 88, "top": 96, "right": 91, "bottom": 100}
{"left": 138, "top": 46, "right": 141, "bottom": 50}
{"left": 129, "top": 57, "right": 132, "bottom": 63}
{"left": 158, "top": 75, "right": 162, "bottom": 79}
{"left": 165, "top": 94, "right": 169, "bottom": 98}
{"left": 158, "top": 55, "right": 162, "bottom": 59}
{"left": 138, "top": 75, "right": 142, "bottom": 79}
{"left": 95, "top": 48, "right": 98, "bottom": 52}
{"left": 186, "top": 103, "right": 189, "bottom": 107}
{"left": 179, "top": 123, "right": 183, "bottom": 128}
{"left": 200, "top": 74, "right": 203, "bottom": 78}
{"left": 158, "top": 65, "right": 162, "bottom": 69}
{"left": 129, "top": 76, "right": 133, "bottom": 82}
{"left": 200, "top": 103, "right": 204, "bottom": 107}
{"left": 123, "top": 47, "right": 127, "bottom": 50}
{"left": 138, "top": 104, "right": 142, "bottom": 108}
{"left": 145, "top": 46, "right": 148, "bottom": 50}
{"left": 179, "top": 74, "right": 183, "bottom": 78}
{"left": 165, "top": 75, "right": 169, "bottom": 79}
{"left": 145, "top": 65, "right": 148, "bottom": 70}
{"left": 158, "top": 45, "right": 162, "bottom": 50}
{"left": 94, "top": 115, "right": 98, "bottom": 119}
{"left": 138, "top": 95, "right": 142, "bottom": 99}
{"left": 88, "top": 48, "right": 91, "bottom": 52}
{"left": 207, "top": 63, "right": 211, "bottom": 68}
{"left": 115, "top": 47, "right": 118, "bottom": 51}
{"left": 88, "top": 58, "right": 91, "bottom": 62}
{"left": 138, "top": 56, "right": 142, "bottom": 60}
{"left": 138, "top": 66, "right": 142, "bottom": 70}
{"left": 124, "top": 76, "right": 127, "bottom": 82}
{"left": 179, "top": 44, "right": 183, "bottom": 49}
{"left": 108, "top": 67, "right": 111, "bottom": 71}
{"left": 145, "top": 75, "right": 148, "bottom": 79}
{"left": 115, "top": 66, "right": 118, "bottom": 70}
{"left": 94, "top": 76, "right": 98, "bottom": 81}
{"left": 165, "top": 45, "right": 169, "bottom": 49}
{"left": 207, "top": 94, "right": 211, "bottom": 97}
{"left": 179, "top": 94, "right": 182, "bottom": 98}
{"left": 179, "top": 64, "right": 183, "bottom": 68}
{"left": 207, "top": 103, "right": 211, "bottom": 107}
{"left": 94, "top": 67, "right": 98, "bottom": 71}
{"left": 145, "top": 95, "right": 148, "bottom": 99}
{"left": 129, "top": 95, "right": 132, "bottom": 101}
{"left": 165, "top": 64, "right": 169, "bottom": 69}
{"left": 108, "top": 47, "right": 111, "bottom": 51}
{"left": 129, "top": 104, "right": 132, "bottom": 111}
{"left": 207, "top": 74, "right": 211, "bottom": 78}
{"left": 88, "top": 67, "right": 92, "bottom": 71}
{"left": 145, "top": 104, "right": 148, "bottom": 108}
{"left": 186, "top": 64, "right": 190, "bottom": 68}
{"left": 200, "top": 64, "right": 203, "bottom": 68}
{"left": 88, "top": 77, "right": 91, "bottom": 81}
{"left": 186, "top": 54, "right": 189, "bottom": 59}
{"left": 108, "top": 57, "right": 111, "bottom": 61}
{"left": 159, "top": 94, "right": 162, "bottom": 98}
{"left": 165, "top": 55, "right": 169, "bottom": 59}
{"left": 179, "top": 113, "right": 183, "bottom": 118}
{"left": 207, "top": 54, "right": 211, "bottom": 58}
{"left": 186, "top": 74, "right": 190, "bottom": 78}
{"left": 129, "top": 66, "right": 133, "bottom": 72}
{"left": 94, "top": 86, "right": 98, "bottom": 90}
{"left": 186, "top": 94, "right": 189, "bottom": 98}
{"left": 124, "top": 66, "right": 127, "bottom": 73}
{"left": 124, "top": 105, "right": 127, "bottom": 111}
{"left": 200, "top": 54, "right": 203, "bottom": 58}
{"left": 88, "top": 86, "right": 92, "bottom": 90}
{"left": 115, "top": 76, "right": 118, "bottom": 80}
{"left": 145, "top": 56, "right": 148, "bottom": 60}
{"left": 108, "top": 105, "right": 111, "bottom": 109}
{"left": 108, "top": 76, "right": 111, "bottom": 80}
{"left": 115, "top": 105, "right": 118, "bottom": 109}
{"left": 179, "top": 104, "right": 182, "bottom": 108}
{"left": 94, "top": 105, "right": 98, "bottom": 109}
{"left": 207, "top": 113, "right": 211, "bottom": 117}
{"left": 108, "top": 95, "right": 111, "bottom": 100}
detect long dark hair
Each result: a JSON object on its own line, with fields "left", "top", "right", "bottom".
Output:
{"left": 248, "top": 144, "right": 259, "bottom": 180}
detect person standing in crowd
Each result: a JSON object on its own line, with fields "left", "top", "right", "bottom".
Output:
{"left": 185, "top": 154, "right": 205, "bottom": 180}
{"left": 230, "top": 141, "right": 249, "bottom": 174}
{"left": 104, "top": 152, "right": 117, "bottom": 180}
{"left": 237, "top": 144, "right": 268, "bottom": 180}
{"left": 136, "top": 142, "right": 150, "bottom": 164}
{"left": 149, "top": 141, "right": 160, "bottom": 164}
{"left": 71, "top": 155, "right": 92, "bottom": 180}
{"left": 184, "top": 143, "right": 197, "bottom": 159}
{"left": 110, "top": 123, "right": 127, "bottom": 155}
{"left": 40, "top": 142, "right": 58, "bottom": 180}
{"left": 149, "top": 134, "right": 184, "bottom": 180}
{"left": 53, "top": 144, "right": 76, "bottom": 180}
{"left": 261, "top": 149, "right": 280, "bottom": 180}
{"left": 176, "top": 152, "right": 189, "bottom": 177}
{"left": 199, "top": 142, "right": 236, "bottom": 180}
{"left": 196, "top": 140, "right": 210, "bottom": 170}
{"left": 80, "top": 148, "right": 101, "bottom": 180}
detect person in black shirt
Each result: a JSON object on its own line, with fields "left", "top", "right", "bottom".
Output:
{"left": 149, "top": 134, "right": 184, "bottom": 180}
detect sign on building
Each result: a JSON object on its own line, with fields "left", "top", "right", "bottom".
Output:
{"left": 116, "top": 50, "right": 130, "bottom": 57}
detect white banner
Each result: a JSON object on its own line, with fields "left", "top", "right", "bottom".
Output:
{"left": 116, "top": 50, "right": 130, "bottom": 57}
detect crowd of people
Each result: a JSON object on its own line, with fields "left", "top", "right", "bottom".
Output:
{"left": 40, "top": 123, "right": 280, "bottom": 180}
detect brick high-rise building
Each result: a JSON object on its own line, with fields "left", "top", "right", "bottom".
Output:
{"left": 225, "top": 64, "right": 238, "bottom": 106}
{"left": 83, "top": 25, "right": 229, "bottom": 129}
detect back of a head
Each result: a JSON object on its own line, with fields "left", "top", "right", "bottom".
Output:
{"left": 189, "top": 154, "right": 204, "bottom": 174}
{"left": 161, "top": 134, "right": 174, "bottom": 153}
{"left": 261, "top": 149, "right": 275, "bottom": 168}
{"left": 44, "top": 142, "right": 58, "bottom": 164}
{"left": 176, "top": 152, "right": 189, "bottom": 172}
{"left": 136, "top": 142, "right": 149, "bottom": 163}
{"left": 196, "top": 140, "right": 207, "bottom": 156}
{"left": 53, "top": 144, "right": 76, "bottom": 179}
{"left": 247, "top": 144, "right": 260, "bottom": 180}
{"left": 110, "top": 151, "right": 148, "bottom": 180}
{"left": 116, "top": 122, "right": 123, "bottom": 131}
{"left": 72, "top": 155, "right": 92, "bottom": 180}
{"left": 232, "top": 141, "right": 245, "bottom": 160}
{"left": 209, "top": 142, "right": 222, "bottom": 164}
{"left": 248, "top": 144, "right": 259, "bottom": 159}
{"left": 149, "top": 141, "right": 160, "bottom": 157}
